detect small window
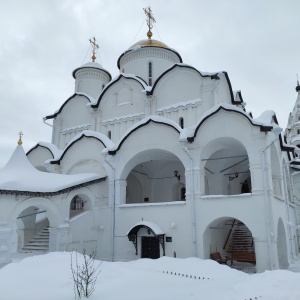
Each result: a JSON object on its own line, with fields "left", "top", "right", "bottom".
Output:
{"left": 102, "top": 84, "right": 105, "bottom": 90}
{"left": 122, "top": 68, "right": 125, "bottom": 73}
{"left": 108, "top": 131, "right": 111, "bottom": 139}
{"left": 179, "top": 117, "right": 184, "bottom": 129}
{"left": 297, "top": 129, "right": 300, "bottom": 134}
{"left": 148, "top": 62, "right": 153, "bottom": 86}
{"left": 180, "top": 187, "right": 186, "bottom": 200}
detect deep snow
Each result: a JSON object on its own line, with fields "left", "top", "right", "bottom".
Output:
{"left": 1, "top": 252, "right": 300, "bottom": 300}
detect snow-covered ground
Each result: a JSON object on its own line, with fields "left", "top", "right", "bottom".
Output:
{"left": 1, "top": 252, "right": 300, "bottom": 300}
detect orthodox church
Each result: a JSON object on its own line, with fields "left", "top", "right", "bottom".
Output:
{"left": 0, "top": 8, "right": 299, "bottom": 273}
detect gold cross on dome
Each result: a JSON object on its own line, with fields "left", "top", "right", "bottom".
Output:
{"left": 143, "top": 6, "right": 156, "bottom": 39}
{"left": 89, "top": 37, "right": 99, "bottom": 62}
{"left": 18, "top": 131, "right": 23, "bottom": 145}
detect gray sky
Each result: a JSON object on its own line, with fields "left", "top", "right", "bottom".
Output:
{"left": 0, "top": 0, "right": 299, "bottom": 167}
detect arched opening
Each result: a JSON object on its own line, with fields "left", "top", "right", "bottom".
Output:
{"left": 69, "top": 194, "right": 92, "bottom": 218}
{"left": 277, "top": 218, "right": 289, "bottom": 269}
{"left": 16, "top": 206, "right": 50, "bottom": 253}
{"left": 127, "top": 221, "right": 165, "bottom": 259}
{"left": 203, "top": 217, "right": 256, "bottom": 270}
{"left": 125, "top": 150, "right": 185, "bottom": 204}
{"left": 202, "top": 138, "right": 251, "bottom": 196}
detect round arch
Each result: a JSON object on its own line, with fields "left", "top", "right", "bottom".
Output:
{"left": 201, "top": 137, "right": 251, "bottom": 196}
{"left": 203, "top": 216, "right": 256, "bottom": 267}
{"left": 277, "top": 218, "right": 289, "bottom": 269}
{"left": 120, "top": 149, "right": 186, "bottom": 204}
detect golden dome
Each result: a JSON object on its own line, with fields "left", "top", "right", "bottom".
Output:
{"left": 130, "top": 39, "right": 169, "bottom": 49}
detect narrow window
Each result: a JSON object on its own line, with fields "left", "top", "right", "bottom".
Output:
{"left": 180, "top": 187, "right": 186, "bottom": 200}
{"left": 102, "top": 84, "right": 105, "bottom": 90}
{"left": 108, "top": 131, "right": 111, "bottom": 139}
{"left": 179, "top": 117, "right": 184, "bottom": 129}
{"left": 148, "top": 62, "right": 153, "bottom": 86}
{"left": 298, "top": 129, "right": 300, "bottom": 134}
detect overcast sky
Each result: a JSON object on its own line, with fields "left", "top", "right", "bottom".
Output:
{"left": 0, "top": 0, "right": 299, "bottom": 167}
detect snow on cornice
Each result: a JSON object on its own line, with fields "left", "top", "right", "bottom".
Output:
{"left": 48, "top": 130, "right": 114, "bottom": 165}
{"left": 0, "top": 145, "right": 101, "bottom": 193}
{"left": 253, "top": 110, "right": 277, "bottom": 125}
{"left": 156, "top": 98, "right": 202, "bottom": 113}
{"left": 27, "top": 142, "right": 62, "bottom": 159}
{"left": 107, "top": 115, "right": 182, "bottom": 154}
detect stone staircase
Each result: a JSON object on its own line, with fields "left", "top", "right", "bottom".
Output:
{"left": 22, "top": 226, "right": 49, "bottom": 253}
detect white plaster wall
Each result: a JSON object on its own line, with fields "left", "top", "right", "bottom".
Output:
{"left": 114, "top": 202, "right": 192, "bottom": 261}
{"left": 119, "top": 48, "right": 180, "bottom": 83}
{"left": 75, "top": 68, "right": 110, "bottom": 99}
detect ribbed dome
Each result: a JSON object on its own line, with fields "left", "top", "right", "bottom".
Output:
{"left": 129, "top": 39, "right": 169, "bottom": 49}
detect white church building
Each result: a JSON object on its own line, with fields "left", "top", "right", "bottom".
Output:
{"left": 0, "top": 10, "right": 300, "bottom": 273}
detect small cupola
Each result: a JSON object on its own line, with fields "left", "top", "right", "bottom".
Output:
{"left": 72, "top": 37, "right": 112, "bottom": 98}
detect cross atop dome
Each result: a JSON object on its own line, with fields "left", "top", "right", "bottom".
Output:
{"left": 89, "top": 37, "right": 99, "bottom": 62}
{"left": 18, "top": 131, "right": 23, "bottom": 145}
{"left": 143, "top": 6, "right": 156, "bottom": 40}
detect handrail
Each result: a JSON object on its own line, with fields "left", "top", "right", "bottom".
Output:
{"left": 223, "top": 219, "right": 236, "bottom": 250}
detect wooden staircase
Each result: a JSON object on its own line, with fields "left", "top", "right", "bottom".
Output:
{"left": 224, "top": 220, "right": 256, "bottom": 263}
{"left": 22, "top": 226, "right": 49, "bottom": 253}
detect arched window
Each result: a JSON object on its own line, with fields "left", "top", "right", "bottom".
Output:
{"left": 108, "top": 131, "right": 111, "bottom": 139}
{"left": 179, "top": 117, "right": 184, "bottom": 129}
{"left": 148, "top": 62, "right": 153, "bottom": 86}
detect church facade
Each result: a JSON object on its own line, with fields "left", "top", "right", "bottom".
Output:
{"left": 0, "top": 19, "right": 299, "bottom": 272}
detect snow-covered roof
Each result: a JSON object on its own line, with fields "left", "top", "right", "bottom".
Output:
{"left": 0, "top": 145, "right": 103, "bottom": 195}
{"left": 27, "top": 141, "right": 62, "bottom": 158}
{"left": 48, "top": 130, "right": 114, "bottom": 165}
{"left": 45, "top": 93, "right": 94, "bottom": 120}
{"left": 108, "top": 115, "right": 181, "bottom": 154}
{"left": 127, "top": 220, "right": 165, "bottom": 236}
{"left": 180, "top": 104, "right": 277, "bottom": 142}
{"left": 89, "top": 73, "right": 147, "bottom": 108}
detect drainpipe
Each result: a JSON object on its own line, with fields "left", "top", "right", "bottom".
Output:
{"left": 181, "top": 141, "right": 197, "bottom": 257}
{"left": 261, "top": 126, "right": 282, "bottom": 270}
{"left": 102, "top": 150, "right": 115, "bottom": 262}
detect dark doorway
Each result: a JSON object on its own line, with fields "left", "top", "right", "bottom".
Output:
{"left": 141, "top": 237, "right": 160, "bottom": 259}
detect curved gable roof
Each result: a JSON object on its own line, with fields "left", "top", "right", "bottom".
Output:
{"left": 185, "top": 104, "right": 273, "bottom": 142}
{"left": 50, "top": 131, "right": 113, "bottom": 165}
{"left": 45, "top": 93, "right": 92, "bottom": 120}
{"left": 27, "top": 142, "right": 60, "bottom": 158}
{"left": 90, "top": 74, "right": 147, "bottom": 109}
{"left": 108, "top": 116, "right": 181, "bottom": 155}
{"left": 148, "top": 64, "right": 242, "bottom": 106}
